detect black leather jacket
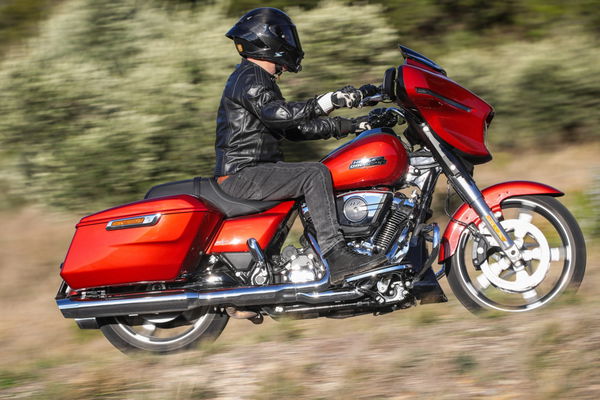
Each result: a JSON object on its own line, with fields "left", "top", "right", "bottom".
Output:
{"left": 214, "top": 59, "right": 341, "bottom": 176}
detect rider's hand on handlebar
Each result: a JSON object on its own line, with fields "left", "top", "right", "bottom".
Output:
{"left": 351, "top": 115, "right": 372, "bottom": 133}
{"left": 332, "top": 86, "right": 364, "bottom": 109}
{"left": 318, "top": 84, "right": 380, "bottom": 113}
{"left": 358, "top": 84, "right": 379, "bottom": 98}
{"left": 332, "top": 116, "right": 371, "bottom": 138}
{"left": 333, "top": 109, "right": 401, "bottom": 139}
{"left": 358, "top": 84, "right": 380, "bottom": 107}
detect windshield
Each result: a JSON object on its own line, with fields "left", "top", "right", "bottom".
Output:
{"left": 399, "top": 45, "right": 446, "bottom": 76}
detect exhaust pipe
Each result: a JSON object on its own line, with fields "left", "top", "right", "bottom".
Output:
{"left": 57, "top": 232, "right": 412, "bottom": 320}
{"left": 57, "top": 271, "right": 366, "bottom": 319}
{"left": 57, "top": 234, "right": 372, "bottom": 320}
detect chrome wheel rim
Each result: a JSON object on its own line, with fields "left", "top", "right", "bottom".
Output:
{"left": 457, "top": 198, "right": 574, "bottom": 312}
{"left": 115, "top": 309, "right": 212, "bottom": 346}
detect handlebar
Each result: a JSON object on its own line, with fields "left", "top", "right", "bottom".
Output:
{"left": 359, "top": 107, "right": 406, "bottom": 133}
{"left": 385, "top": 107, "right": 406, "bottom": 119}
{"left": 358, "top": 94, "right": 384, "bottom": 108}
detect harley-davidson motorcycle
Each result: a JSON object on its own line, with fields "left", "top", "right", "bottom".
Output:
{"left": 56, "top": 46, "right": 586, "bottom": 353}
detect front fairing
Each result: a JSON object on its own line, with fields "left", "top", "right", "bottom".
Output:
{"left": 394, "top": 48, "right": 494, "bottom": 164}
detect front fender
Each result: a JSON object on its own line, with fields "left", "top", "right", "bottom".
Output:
{"left": 438, "top": 181, "right": 563, "bottom": 263}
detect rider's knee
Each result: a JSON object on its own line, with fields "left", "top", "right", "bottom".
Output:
{"left": 309, "top": 162, "right": 330, "bottom": 178}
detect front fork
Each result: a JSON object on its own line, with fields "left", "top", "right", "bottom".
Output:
{"left": 418, "top": 124, "right": 526, "bottom": 269}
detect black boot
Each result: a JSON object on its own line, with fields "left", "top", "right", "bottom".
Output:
{"left": 324, "top": 242, "right": 389, "bottom": 285}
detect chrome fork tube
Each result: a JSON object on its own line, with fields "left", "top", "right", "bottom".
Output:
{"left": 418, "top": 123, "right": 524, "bottom": 267}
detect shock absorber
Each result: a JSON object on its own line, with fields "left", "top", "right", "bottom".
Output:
{"left": 374, "top": 198, "right": 413, "bottom": 252}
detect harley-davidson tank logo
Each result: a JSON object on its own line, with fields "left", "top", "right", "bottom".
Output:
{"left": 349, "top": 156, "right": 387, "bottom": 170}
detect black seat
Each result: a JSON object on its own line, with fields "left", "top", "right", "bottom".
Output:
{"left": 144, "top": 177, "right": 281, "bottom": 218}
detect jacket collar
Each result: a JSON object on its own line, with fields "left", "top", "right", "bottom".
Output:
{"left": 240, "top": 58, "right": 277, "bottom": 81}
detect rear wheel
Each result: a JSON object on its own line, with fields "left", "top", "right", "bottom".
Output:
{"left": 99, "top": 307, "right": 228, "bottom": 353}
{"left": 447, "top": 195, "right": 586, "bottom": 313}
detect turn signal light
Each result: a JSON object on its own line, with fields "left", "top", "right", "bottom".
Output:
{"left": 106, "top": 214, "right": 161, "bottom": 230}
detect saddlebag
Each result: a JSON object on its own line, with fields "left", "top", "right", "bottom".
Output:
{"left": 61, "top": 195, "right": 222, "bottom": 289}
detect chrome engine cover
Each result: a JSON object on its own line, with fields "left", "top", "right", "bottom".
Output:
{"left": 336, "top": 190, "right": 393, "bottom": 238}
{"left": 280, "top": 245, "right": 325, "bottom": 283}
{"left": 343, "top": 196, "right": 369, "bottom": 223}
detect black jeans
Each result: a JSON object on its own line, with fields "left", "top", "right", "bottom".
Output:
{"left": 219, "top": 162, "right": 344, "bottom": 254}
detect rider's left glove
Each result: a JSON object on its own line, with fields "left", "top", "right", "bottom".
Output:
{"left": 332, "top": 116, "right": 371, "bottom": 139}
{"left": 351, "top": 115, "right": 372, "bottom": 133}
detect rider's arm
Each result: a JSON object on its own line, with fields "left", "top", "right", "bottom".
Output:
{"left": 243, "top": 82, "right": 344, "bottom": 140}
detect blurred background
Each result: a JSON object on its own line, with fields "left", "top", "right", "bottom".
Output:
{"left": 0, "top": 0, "right": 599, "bottom": 399}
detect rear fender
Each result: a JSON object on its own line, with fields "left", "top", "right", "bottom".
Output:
{"left": 438, "top": 181, "right": 563, "bottom": 263}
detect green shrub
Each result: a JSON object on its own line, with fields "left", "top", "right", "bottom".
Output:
{"left": 0, "top": 0, "right": 598, "bottom": 211}
{"left": 440, "top": 32, "right": 600, "bottom": 148}
{"left": 452, "top": 354, "right": 478, "bottom": 375}
{"left": 0, "top": 0, "right": 395, "bottom": 211}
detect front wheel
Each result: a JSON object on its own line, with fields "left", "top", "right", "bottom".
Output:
{"left": 447, "top": 195, "right": 586, "bottom": 313}
{"left": 99, "top": 307, "right": 228, "bottom": 353}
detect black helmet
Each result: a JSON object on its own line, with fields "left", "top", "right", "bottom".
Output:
{"left": 226, "top": 8, "right": 304, "bottom": 73}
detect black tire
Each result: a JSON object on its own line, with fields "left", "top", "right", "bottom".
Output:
{"left": 447, "top": 195, "right": 586, "bottom": 313}
{"left": 99, "top": 307, "right": 228, "bottom": 354}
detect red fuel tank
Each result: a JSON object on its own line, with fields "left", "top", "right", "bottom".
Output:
{"left": 322, "top": 129, "right": 409, "bottom": 191}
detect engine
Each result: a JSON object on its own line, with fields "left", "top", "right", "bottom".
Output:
{"left": 301, "top": 190, "right": 416, "bottom": 259}
{"left": 335, "top": 190, "right": 393, "bottom": 238}
{"left": 342, "top": 192, "right": 416, "bottom": 260}
{"left": 278, "top": 245, "right": 325, "bottom": 283}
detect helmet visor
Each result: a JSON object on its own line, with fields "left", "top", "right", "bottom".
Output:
{"left": 268, "top": 24, "right": 302, "bottom": 53}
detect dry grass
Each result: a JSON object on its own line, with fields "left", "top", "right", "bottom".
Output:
{"left": 0, "top": 144, "right": 599, "bottom": 399}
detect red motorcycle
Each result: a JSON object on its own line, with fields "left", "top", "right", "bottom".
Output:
{"left": 56, "top": 46, "right": 586, "bottom": 353}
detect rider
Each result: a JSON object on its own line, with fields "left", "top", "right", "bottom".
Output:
{"left": 215, "top": 7, "right": 388, "bottom": 284}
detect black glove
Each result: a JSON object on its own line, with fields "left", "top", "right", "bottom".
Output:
{"left": 317, "top": 84, "right": 380, "bottom": 113}
{"left": 331, "top": 86, "right": 362, "bottom": 109}
{"left": 368, "top": 108, "right": 401, "bottom": 129}
{"left": 333, "top": 116, "right": 372, "bottom": 138}
{"left": 358, "top": 84, "right": 379, "bottom": 98}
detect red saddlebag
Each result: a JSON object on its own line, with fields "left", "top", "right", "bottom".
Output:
{"left": 61, "top": 195, "right": 222, "bottom": 289}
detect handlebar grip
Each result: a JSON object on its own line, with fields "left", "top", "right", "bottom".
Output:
{"left": 358, "top": 94, "right": 383, "bottom": 108}
{"left": 358, "top": 84, "right": 379, "bottom": 98}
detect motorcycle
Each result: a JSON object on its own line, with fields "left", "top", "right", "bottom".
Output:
{"left": 55, "top": 46, "right": 586, "bottom": 353}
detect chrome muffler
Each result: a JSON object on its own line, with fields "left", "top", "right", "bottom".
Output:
{"left": 57, "top": 270, "right": 364, "bottom": 319}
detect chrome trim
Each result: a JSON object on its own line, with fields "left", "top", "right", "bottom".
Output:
{"left": 106, "top": 213, "right": 161, "bottom": 230}
{"left": 58, "top": 292, "right": 198, "bottom": 319}
{"left": 359, "top": 94, "right": 384, "bottom": 107}
{"left": 345, "top": 264, "right": 411, "bottom": 282}
{"left": 387, "top": 226, "right": 410, "bottom": 263}
{"left": 57, "top": 277, "right": 365, "bottom": 319}
{"left": 296, "top": 289, "right": 362, "bottom": 303}
{"left": 247, "top": 238, "right": 266, "bottom": 265}
{"left": 57, "top": 233, "right": 358, "bottom": 320}
{"left": 418, "top": 123, "right": 523, "bottom": 265}
{"left": 340, "top": 192, "right": 390, "bottom": 225}
{"left": 349, "top": 156, "right": 387, "bottom": 170}
{"left": 386, "top": 107, "right": 406, "bottom": 119}
{"left": 306, "top": 232, "right": 329, "bottom": 273}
